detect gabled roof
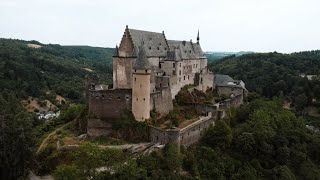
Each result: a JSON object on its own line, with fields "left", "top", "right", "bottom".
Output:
{"left": 133, "top": 45, "right": 152, "bottom": 70}
{"left": 128, "top": 29, "right": 168, "bottom": 57}
{"left": 119, "top": 26, "right": 206, "bottom": 60}
{"left": 167, "top": 40, "right": 204, "bottom": 60}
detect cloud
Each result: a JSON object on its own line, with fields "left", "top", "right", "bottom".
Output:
{"left": 0, "top": 0, "right": 319, "bottom": 52}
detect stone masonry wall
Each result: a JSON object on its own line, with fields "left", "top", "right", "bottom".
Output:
{"left": 88, "top": 89, "right": 132, "bottom": 119}
{"left": 112, "top": 57, "right": 134, "bottom": 89}
{"left": 148, "top": 95, "right": 243, "bottom": 148}
{"left": 150, "top": 87, "right": 173, "bottom": 114}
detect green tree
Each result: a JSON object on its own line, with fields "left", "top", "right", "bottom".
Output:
{"left": 0, "top": 95, "right": 35, "bottom": 179}
{"left": 53, "top": 164, "right": 82, "bottom": 180}
{"left": 201, "top": 120, "right": 232, "bottom": 149}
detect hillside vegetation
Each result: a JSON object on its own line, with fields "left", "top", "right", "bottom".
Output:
{"left": 210, "top": 51, "right": 320, "bottom": 114}
{"left": 2, "top": 37, "right": 320, "bottom": 179}
{"left": 0, "top": 38, "right": 114, "bottom": 101}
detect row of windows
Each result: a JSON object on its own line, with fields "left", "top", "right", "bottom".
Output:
{"left": 93, "top": 94, "right": 130, "bottom": 100}
{"left": 179, "top": 75, "right": 191, "bottom": 82}
{"left": 183, "top": 64, "right": 198, "bottom": 70}
{"left": 148, "top": 46, "right": 167, "bottom": 51}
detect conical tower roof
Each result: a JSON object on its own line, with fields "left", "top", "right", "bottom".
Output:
{"left": 133, "top": 44, "right": 152, "bottom": 70}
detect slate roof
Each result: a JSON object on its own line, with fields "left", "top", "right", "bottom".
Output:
{"left": 165, "top": 49, "right": 182, "bottom": 61}
{"left": 167, "top": 40, "right": 198, "bottom": 60}
{"left": 128, "top": 29, "right": 168, "bottom": 57}
{"left": 125, "top": 27, "right": 205, "bottom": 60}
{"left": 192, "top": 43, "right": 205, "bottom": 57}
{"left": 215, "top": 74, "right": 246, "bottom": 89}
{"left": 133, "top": 45, "right": 152, "bottom": 70}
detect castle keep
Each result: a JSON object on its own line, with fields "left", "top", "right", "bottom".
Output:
{"left": 87, "top": 26, "right": 215, "bottom": 121}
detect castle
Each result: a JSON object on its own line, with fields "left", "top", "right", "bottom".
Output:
{"left": 87, "top": 25, "right": 215, "bottom": 121}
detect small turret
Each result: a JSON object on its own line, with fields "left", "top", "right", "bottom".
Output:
{"left": 197, "top": 29, "right": 200, "bottom": 44}
{"left": 113, "top": 45, "right": 119, "bottom": 57}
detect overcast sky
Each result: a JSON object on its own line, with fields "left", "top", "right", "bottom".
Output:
{"left": 1, "top": 0, "right": 320, "bottom": 53}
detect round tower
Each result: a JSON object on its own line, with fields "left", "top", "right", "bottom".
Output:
{"left": 132, "top": 44, "right": 152, "bottom": 121}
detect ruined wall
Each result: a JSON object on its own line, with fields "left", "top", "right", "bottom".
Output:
{"left": 88, "top": 89, "right": 132, "bottom": 119}
{"left": 150, "top": 87, "right": 173, "bottom": 114}
{"left": 112, "top": 57, "right": 134, "bottom": 89}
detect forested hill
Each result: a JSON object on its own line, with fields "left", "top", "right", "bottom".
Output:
{"left": 0, "top": 38, "right": 114, "bottom": 101}
{"left": 210, "top": 51, "right": 320, "bottom": 99}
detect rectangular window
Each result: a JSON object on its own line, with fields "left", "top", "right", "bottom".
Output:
{"left": 173, "top": 63, "right": 175, "bottom": 68}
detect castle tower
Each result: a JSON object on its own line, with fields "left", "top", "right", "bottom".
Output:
{"left": 132, "top": 45, "right": 152, "bottom": 121}
{"left": 112, "top": 25, "right": 135, "bottom": 89}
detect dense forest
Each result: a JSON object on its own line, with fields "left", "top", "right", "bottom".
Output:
{"left": 210, "top": 51, "right": 320, "bottom": 116}
{"left": 1, "top": 38, "right": 320, "bottom": 179}
{"left": 0, "top": 38, "right": 114, "bottom": 179}
{"left": 0, "top": 38, "right": 113, "bottom": 101}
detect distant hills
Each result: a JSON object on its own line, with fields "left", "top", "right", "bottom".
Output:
{"left": 205, "top": 51, "right": 254, "bottom": 62}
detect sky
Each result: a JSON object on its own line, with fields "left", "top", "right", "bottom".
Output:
{"left": 1, "top": 0, "right": 320, "bottom": 53}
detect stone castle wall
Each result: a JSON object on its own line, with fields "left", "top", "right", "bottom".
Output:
{"left": 149, "top": 112, "right": 217, "bottom": 147}
{"left": 88, "top": 89, "right": 132, "bottom": 119}
{"left": 150, "top": 87, "right": 173, "bottom": 114}
{"left": 148, "top": 95, "right": 243, "bottom": 147}
{"left": 112, "top": 57, "right": 134, "bottom": 89}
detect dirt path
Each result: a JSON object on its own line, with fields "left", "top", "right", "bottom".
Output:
{"left": 36, "top": 123, "right": 70, "bottom": 155}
